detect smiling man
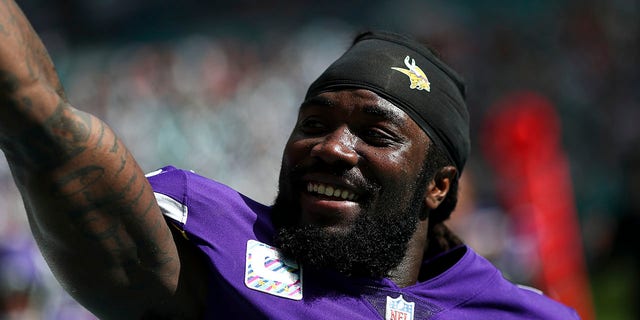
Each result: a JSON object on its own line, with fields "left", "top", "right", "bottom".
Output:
{"left": 272, "top": 88, "right": 440, "bottom": 282}
{"left": 0, "top": 1, "right": 580, "bottom": 319}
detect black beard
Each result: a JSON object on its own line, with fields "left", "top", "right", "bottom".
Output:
{"left": 271, "top": 162, "right": 429, "bottom": 279}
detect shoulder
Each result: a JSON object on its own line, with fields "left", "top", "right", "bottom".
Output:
{"left": 146, "top": 166, "right": 267, "bottom": 222}
{"left": 460, "top": 248, "right": 580, "bottom": 319}
{"left": 143, "top": 166, "right": 272, "bottom": 318}
{"left": 145, "top": 165, "right": 273, "bottom": 243}
{"left": 145, "top": 165, "right": 236, "bottom": 201}
{"left": 421, "top": 247, "right": 580, "bottom": 319}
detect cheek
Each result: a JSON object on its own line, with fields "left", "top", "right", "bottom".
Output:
{"left": 388, "top": 148, "right": 410, "bottom": 168}
{"left": 378, "top": 145, "right": 421, "bottom": 176}
{"left": 282, "top": 137, "right": 311, "bottom": 166}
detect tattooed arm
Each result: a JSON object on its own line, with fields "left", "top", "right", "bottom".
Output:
{"left": 0, "top": 1, "right": 203, "bottom": 318}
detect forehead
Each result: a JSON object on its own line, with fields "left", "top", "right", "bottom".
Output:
{"left": 300, "top": 88, "right": 431, "bottom": 145}
{"left": 301, "top": 89, "right": 408, "bottom": 123}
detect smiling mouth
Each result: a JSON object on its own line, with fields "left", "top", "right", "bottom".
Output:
{"left": 306, "top": 182, "right": 359, "bottom": 201}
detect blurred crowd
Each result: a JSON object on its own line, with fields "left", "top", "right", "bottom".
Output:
{"left": 1, "top": 0, "right": 638, "bottom": 319}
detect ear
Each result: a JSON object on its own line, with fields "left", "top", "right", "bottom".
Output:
{"left": 424, "top": 166, "right": 458, "bottom": 210}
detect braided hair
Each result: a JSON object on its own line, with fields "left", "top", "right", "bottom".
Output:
{"left": 421, "top": 142, "right": 464, "bottom": 259}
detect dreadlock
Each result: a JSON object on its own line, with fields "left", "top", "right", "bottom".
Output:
{"left": 421, "top": 142, "right": 464, "bottom": 259}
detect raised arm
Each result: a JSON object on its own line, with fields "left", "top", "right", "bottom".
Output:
{"left": 0, "top": 1, "right": 189, "bottom": 318}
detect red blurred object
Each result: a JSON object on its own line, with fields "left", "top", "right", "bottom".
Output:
{"left": 482, "top": 91, "right": 595, "bottom": 320}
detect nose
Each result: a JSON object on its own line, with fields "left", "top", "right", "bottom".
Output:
{"left": 309, "top": 127, "right": 359, "bottom": 167}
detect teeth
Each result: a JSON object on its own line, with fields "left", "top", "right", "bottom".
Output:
{"left": 306, "top": 182, "right": 357, "bottom": 201}
{"left": 325, "top": 186, "right": 334, "bottom": 196}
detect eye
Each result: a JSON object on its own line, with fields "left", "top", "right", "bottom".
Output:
{"left": 297, "top": 117, "right": 328, "bottom": 135}
{"left": 361, "top": 127, "right": 401, "bottom": 147}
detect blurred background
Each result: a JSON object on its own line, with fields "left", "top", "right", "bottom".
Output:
{"left": 1, "top": 0, "right": 638, "bottom": 319}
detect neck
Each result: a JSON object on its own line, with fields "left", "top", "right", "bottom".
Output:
{"left": 387, "top": 219, "right": 465, "bottom": 287}
{"left": 424, "top": 221, "right": 464, "bottom": 260}
{"left": 387, "top": 218, "right": 429, "bottom": 288}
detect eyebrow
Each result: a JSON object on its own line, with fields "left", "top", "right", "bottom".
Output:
{"left": 300, "top": 95, "right": 407, "bottom": 127}
{"left": 300, "top": 96, "right": 335, "bottom": 109}
{"left": 361, "top": 104, "right": 406, "bottom": 127}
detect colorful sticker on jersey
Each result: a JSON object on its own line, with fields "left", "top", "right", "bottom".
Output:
{"left": 245, "top": 240, "right": 303, "bottom": 300}
{"left": 386, "top": 294, "right": 415, "bottom": 320}
{"left": 391, "top": 56, "right": 431, "bottom": 92}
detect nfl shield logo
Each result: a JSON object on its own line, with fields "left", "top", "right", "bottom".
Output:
{"left": 385, "top": 295, "right": 415, "bottom": 320}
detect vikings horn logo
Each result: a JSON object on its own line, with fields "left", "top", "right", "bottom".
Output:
{"left": 391, "top": 56, "right": 431, "bottom": 92}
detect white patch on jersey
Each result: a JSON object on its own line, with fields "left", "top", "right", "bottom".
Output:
{"left": 386, "top": 295, "right": 415, "bottom": 320}
{"left": 145, "top": 168, "right": 164, "bottom": 178}
{"left": 517, "top": 284, "right": 544, "bottom": 295}
{"left": 245, "top": 240, "right": 303, "bottom": 300}
{"left": 154, "top": 192, "right": 188, "bottom": 225}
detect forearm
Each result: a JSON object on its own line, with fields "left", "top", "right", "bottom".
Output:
{"left": 9, "top": 114, "right": 181, "bottom": 317}
{"left": 0, "top": 0, "right": 65, "bottom": 143}
{"left": 12, "top": 114, "right": 175, "bottom": 294}
{"left": 0, "top": 1, "right": 182, "bottom": 317}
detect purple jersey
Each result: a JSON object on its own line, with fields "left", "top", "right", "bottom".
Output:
{"left": 147, "top": 166, "right": 580, "bottom": 319}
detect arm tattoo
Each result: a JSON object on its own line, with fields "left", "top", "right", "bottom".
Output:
{"left": 95, "top": 121, "right": 105, "bottom": 148}
{"left": 2, "top": 1, "right": 182, "bottom": 314}
{"left": 4, "top": 102, "right": 91, "bottom": 169}
{"left": 52, "top": 165, "right": 105, "bottom": 197}
{"left": 0, "top": 69, "right": 19, "bottom": 93}
{"left": 59, "top": 170, "right": 138, "bottom": 220}
{"left": 110, "top": 135, "right": 120, "bottom": 153}
{"left": 0, "top": 23, "right": 8, "bottom": 36}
